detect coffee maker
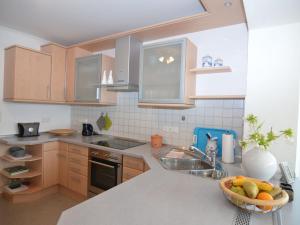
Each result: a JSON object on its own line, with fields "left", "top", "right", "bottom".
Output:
{"left": 82, "top": 123, "right": 94, "bottom": 136}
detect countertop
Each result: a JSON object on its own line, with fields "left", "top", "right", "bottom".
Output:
{"left": 0, "top": 133, "right": 298, "bottom": 225}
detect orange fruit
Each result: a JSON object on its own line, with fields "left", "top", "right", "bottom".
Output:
{"left": 236, "top": 175, "right": 245, "bottom": 179}
{"left": 257, "top": 192, "right": 273, "bottom": 211}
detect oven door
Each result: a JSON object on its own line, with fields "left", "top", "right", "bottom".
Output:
{"left": 89, "top": 157, "right": 121, "bottom": 195}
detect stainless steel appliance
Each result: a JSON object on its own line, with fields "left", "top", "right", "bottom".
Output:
{"left": 107, "top": 36, "right": 141, "bottom": 92}
{"left": 91, "top": 137, "right": 146, "bottom": 150}
{"left": 17, "top": 122, "right": 40, "bottom": 137}
{"left": 88, "top": 149, "right": 122, "bottom": 196}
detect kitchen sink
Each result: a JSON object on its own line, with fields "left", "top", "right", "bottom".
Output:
{"left": 159, "top": 149, "right": 227, "bottom": 179}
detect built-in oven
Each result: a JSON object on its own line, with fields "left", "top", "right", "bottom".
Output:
{"left": 88, "top": 149, "right": 122, "bottom": 197}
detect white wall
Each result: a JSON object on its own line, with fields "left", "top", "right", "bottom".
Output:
{"left": 244, "top": 23, "right": 300, "bottom": 172}
{"left": 0, "top": 25, "right": 71, "bottom": 135}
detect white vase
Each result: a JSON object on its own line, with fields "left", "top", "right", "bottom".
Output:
{"left": 242, "top": 147, "right": 278, "bottom": 181}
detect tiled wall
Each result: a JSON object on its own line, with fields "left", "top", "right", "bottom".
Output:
{"left": 71, "top": 93, "right": 245, "bottom": 151}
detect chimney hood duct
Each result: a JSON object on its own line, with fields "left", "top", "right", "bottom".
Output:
{"left": 107, "top": 36, "right": 141, "bottom": 92}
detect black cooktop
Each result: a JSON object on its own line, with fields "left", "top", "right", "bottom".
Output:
{"left": 91, "top": 138, "right": 146, "bottom": 150}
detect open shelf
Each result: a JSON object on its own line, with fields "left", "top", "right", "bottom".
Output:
{"left": 189, "top": 95, "right": 245, "bottom": 100}
{"left": 0, "top": 155, "right": 42, "bottom": 163}
{"left": 3, "top": 184, "right": 42, "bottom": 196}
{"left": 190, "top": 66, "right": 232, "bottom": 74}
{"left": 0, "top": 170, "right": 42, "bottom": 179}
{"left": 138, "top": 103, "right": 195, "bottom": 109}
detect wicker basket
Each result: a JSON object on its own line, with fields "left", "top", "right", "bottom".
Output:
{"left": 219, "top": 176, "right": 289, "bottom": 213}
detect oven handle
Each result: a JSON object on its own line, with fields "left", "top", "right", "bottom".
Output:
{"left": 89, "top": 160, "right": 116, "bottom": 169}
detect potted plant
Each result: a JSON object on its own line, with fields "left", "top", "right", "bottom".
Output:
{"left": 240, "top": 114, "right": 293, "bottom": 180}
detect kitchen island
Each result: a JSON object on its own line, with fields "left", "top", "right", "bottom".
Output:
{"left": 0, "top": 133, "right": 298, "bottom": 225}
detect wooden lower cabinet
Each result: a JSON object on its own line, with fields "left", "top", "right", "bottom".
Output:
{"left": 58, "top": 143, "right": 68, "bottom": 187}
{"left": 67, "top": 171, "right": 88, "bottom": 196}
{"left": 122, "top": 155, "right": 149, "bottom": 182}
{"left": 43, "top": 143, "right": 59, "bottom": 188}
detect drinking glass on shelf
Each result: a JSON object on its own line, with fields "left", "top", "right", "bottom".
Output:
{"left": 214, "top": 58, "right": 223, "bottom": 67}
{"left": 202, "top": 55, "right": 212, "bottom": 67}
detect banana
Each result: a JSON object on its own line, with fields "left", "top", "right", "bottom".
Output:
{"left": 254, "top": 181, "right": 273, "bottom": 192}
{"left": 232, "top": 176, "right": 273, "bottom": 192}
{"left": 232, "top": 177, "right": 246, "bottom": 186}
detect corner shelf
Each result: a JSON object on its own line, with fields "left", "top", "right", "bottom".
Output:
{"left": 0, "top": 170, "right": 42, "bottom": 179}
{"left": 190, "top": 66, "right": 232, "bottom": 74}
{"left": 4, "top": 184, "right": 42, "bottom": 196}
{"left": 0, "top": 155, "right": 42, "bottom": 163}
{"left": 189, "top": 95, "right": 245, "bottom": 100}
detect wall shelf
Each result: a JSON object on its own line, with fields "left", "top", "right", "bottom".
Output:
{"left": 189, "top": 95, "right": 245, "bottom": 100}
{"left": 190, "top": 66, "right": 232, "bottom": 74}
{"left": 138, "top": 103, "right": 195, "bottom": 109}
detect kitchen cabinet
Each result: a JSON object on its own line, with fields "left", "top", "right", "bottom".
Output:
{"left": 67, "top": 144, "right": 88, "bottom": 196}
{"left": 43, "top": 142, "right": 59, "bottom": 188}
{"left": 58, "top": 142, "right": 68, "bottom": 187}
{"left": 66, "top": 47, "right": 91, "bottom": 102}
{"left": 41, "top": 44, "right": 67, "bottom": 102}
{"left": 139, "top": 38, "right": 197, "bottom": 107}
{"left": 75, "top": 54, "right": 117, "bottom": 104}
{"left": 122, "top": 155, "right": 145, "bottom": 182}
{"left": 3, "top": 45, "right": 51, "bottom": 101}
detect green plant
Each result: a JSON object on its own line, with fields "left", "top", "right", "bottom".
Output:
{"left": 240, "top": 114, "right": 293, "bottom": 150}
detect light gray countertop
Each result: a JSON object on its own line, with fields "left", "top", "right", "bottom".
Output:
{"left": 0, "top": 133, "right": 298, "bottom": 225}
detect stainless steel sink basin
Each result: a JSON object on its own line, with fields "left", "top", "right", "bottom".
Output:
{"left": 159, "top": 151, "right": 227, "bottom": 179}
{"left": 160, "top": 157, "right": 213, "bottom": 171}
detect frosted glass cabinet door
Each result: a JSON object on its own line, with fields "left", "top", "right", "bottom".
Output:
{"left": 75, "top": 55, "right": 101, "bottom": 101}
{"left": 139, "top": 39, "right": 185, "bottom": 103}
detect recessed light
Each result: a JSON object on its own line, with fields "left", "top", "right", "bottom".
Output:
{"left": 158, "top": 56, "right": 164, "bottom": 63}
{"left": 224, "top": 1, "right": 232, "bottom": 7}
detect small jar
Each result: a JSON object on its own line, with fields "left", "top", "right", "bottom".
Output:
{"left": 151, "top": 135, "right": 163, "bottom": 148}
{"left": 202, "top": 55, "right": 213, "bottom": 67}
{"left": 214, "top": 58, "right": 223, "bottom": 67}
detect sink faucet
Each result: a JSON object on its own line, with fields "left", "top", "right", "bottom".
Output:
{"left": 188, "top": 145, "right": 216, "bottom": 168}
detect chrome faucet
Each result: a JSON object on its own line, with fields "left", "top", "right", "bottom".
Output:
{"left": 188, "top": 145, "right": 216, "bottom": 168}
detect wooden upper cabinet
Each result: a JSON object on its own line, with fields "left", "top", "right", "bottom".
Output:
{"left": 138, "top": 38, "right": 197, "bottom": 107}
{"left": 4, "top": 45, "right": 51, "bottom": 101}
{"left": 65, "top": 47, "right": 91, "bottom": 102}
{"left": 41, "top": 44, "right": 67, "bottom": 102}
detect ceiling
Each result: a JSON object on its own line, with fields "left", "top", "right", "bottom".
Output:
{"left": 243, "top": 0, "right": 300, "bottom": 29}
{"left": 0, "top": 0, "right": 205, "bottom": 45}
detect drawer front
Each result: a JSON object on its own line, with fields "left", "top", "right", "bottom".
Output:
{"left": 59, "top": 142, "right": 68, "bottom": 152}
{"left": 57, "top": 150, "right": 67, "bottom": 159}
{"left": 44, "top": 142, "right": 59, "bottom": 152}
{"left": 68, "top": 162, "right": 88, "bottom": 176}
{"left": 123, "top": 156, "right": 144, "bottom": 171}
{"left": 68, "top": 171, "right": 87, "bottom": 196}
{"left": 68, "top": 144, "right": 88, "bottom": 157}
{"left": 68, "top": 152, "right": 88, "bottom": 167}
{"left": 122, "top": 166, "right": 143, "bottom": 181}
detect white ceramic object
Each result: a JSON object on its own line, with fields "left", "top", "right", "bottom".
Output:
{"left": 101, "top": 70, "right": 107, "bottom": 85}
{"left": 242, "top": 147, "right": 278, "bottom": 180}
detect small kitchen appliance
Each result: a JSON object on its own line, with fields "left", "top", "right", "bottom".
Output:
{"left": 82, "top": 123, "right": 94, "bottom": 136}
{"left": 17, "top": 122, "right": 39, "bottom": 137}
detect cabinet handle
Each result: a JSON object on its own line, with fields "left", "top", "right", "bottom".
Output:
{"left": 96, "top": 87, "right": 100, "bottom": 100}
{"left": 69, "top": 158, "right": 81, "bottom": 164}
{"left": 70, "top": 176, "right": 81, "bottom": 183}
{"left": 69, "top": 167, "right": 80, "bottom": 173}
{"left": 47, "top": 85, "right": 50, "bottom": 99}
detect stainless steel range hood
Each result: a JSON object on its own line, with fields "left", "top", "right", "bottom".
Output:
{"left": 107, "top": 36, "right": 141, "bottom": 92}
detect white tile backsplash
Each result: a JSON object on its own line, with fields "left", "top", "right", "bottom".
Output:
{"left": 71, "top": 92, "right": 245, "bottom": 148}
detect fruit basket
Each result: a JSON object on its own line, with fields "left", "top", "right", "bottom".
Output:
{"left": 220, "top": 176, "right": 289, "bottom": 213}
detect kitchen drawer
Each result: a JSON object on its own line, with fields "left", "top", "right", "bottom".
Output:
{"left": 68, "top": 171, "right": 87, "bottom": 196}
{"left": 123, "top": 156, "right": 144, "bottom": 171}
{"left": 122, "top": 166, "right": 143, "bottom": 181}
{"left": 68, "top": 152, "right": 88, "bottom": 167}
{"left": 44, "top": 142, "right": 59, "bottom": 152}
{"left": 57, "top": 150, "right": 67, "bottom": 159}
{"left": 59, "top": 142, "right": 68, "bottom": 152}
{"left": 68, "top": 162, "right": 88, "bottom": 177}
{"left": 68, "top": 144, "right": 88, "bottom": 157}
